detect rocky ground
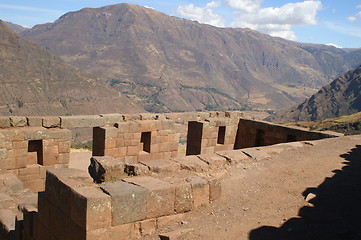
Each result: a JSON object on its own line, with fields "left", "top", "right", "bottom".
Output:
{"left": 70, "top": 134, "right": 361, "bottom": 240}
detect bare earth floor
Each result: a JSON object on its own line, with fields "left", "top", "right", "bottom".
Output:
{"left": 69, "top": 135, "right": 361, "bottom": 240}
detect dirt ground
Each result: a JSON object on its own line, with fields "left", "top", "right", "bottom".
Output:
{"left": 145, "top": 135, "right": 361, "bottom": 240}
{"left": 69, "top": 135, "right": 361, "bottom": 240}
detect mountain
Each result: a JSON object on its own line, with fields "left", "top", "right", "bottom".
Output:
{"left": 266, "top": 65, "right": 361, "bottom": 122}
{"left": 0, "top": 20, "right": 144, "bottom": 116}
{"left": 21, "top": 3, "right": 361, "bottom": 112}
{"left": 4, "top": 21, "right": 28, "bottom": 34}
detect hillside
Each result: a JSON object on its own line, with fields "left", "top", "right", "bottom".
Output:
{"left": 21, "top": 3, "right": 361, "bottom": 112}
{"left": 283, "top": 112, "right": 361, "bottom": 136}
{"left": 267, "top": 65, "right": 361, "bottom": 122}
{"left": 0, "top": 20, "right": 144, "bottom": 116}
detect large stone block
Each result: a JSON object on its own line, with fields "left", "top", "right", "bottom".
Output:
{"left": 100, "top": 114, "right": 124, "bottom": 126}
{"left": 88, "top": 156, "right": 125, "bottom": 183}
{"left": 140, "top": 159, "right": 180, "bottom": 173}
{"left": 173, "top": 156, "right": 209, "bottom": 172}
{"left": 45, "top": 168, "right": 94, "bottom": 214}
{"left": 101, "top": 181, "right": 146, "bottom": 225}
{"left": 10, "top": 116, "right": 27, "bottom": 127}
{"left": 216, "top": 150, "right": 249, "bottom": 164}
{"left": 87, "top": 222, "right": 137, "bottom": 240}
{"left": 0, "top": 117, "right": 10, "bottom": 128}
{"left": 71, "top": 186, "right": 112, "bottom": 231}
{"left": 197, "top": 153, "right": 228, "bottom": 169}
{"left": 60, "top": 115, "right": 104, "bottom": 129}
{"left": 26, "top": 116, "right": 43, "bottom": 127}
{"left": 124, "top": 176, "right": 175, "bottom": 218}
{"left": 42, "top": 116, "right": 61, "bottom": 128}
{"left": 173, "top": 181, "right": 193, "bottom": 213}
{"left": 186, "top": 176, "right": 209, "bottom": 207}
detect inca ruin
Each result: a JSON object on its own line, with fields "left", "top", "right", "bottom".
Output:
{"left": 0, "top": 111, "right": 346, "bottom": 240}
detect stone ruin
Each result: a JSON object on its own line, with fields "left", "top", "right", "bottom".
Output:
{"left": 0, "top": 111, "right": 341, "bottom": 240}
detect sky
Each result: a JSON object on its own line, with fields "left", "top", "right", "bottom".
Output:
{"left": 0, "top": 0, "right": 360, "bottom": 48}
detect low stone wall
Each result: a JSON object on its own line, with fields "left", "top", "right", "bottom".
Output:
{"left": 32, "top": 168, "right": 220, "bottom": 240}
{"left": 0, "top": 127, "right": 71, "bottom": 192}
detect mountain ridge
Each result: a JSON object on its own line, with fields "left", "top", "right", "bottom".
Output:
{"left": 0, "top": 20, "right": 144, "bottom": 116}
{"left": 20, "top": 3, "right": 361, "bottom": 112}
{"left": 266, "top": 65, "right": 361, "bottom": 122}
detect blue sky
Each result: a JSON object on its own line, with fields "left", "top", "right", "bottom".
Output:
{"left": 0, "top": 0, "right": 360, "bottom": 48}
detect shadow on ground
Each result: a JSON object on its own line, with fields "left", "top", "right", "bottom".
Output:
{"left": 249, "top": 145, "right": 361, "bottom": 240}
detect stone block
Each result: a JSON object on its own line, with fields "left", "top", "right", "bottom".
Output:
{"left": 140, "top": 159, "right": 180, "bottom": 173}
{"left": 16, "top": 156, "right": 27, "bottom": 168}
{"left": 0, "top": 193, "right": 14, "bottom": 209}
{"left": 204, "top": 176, "right": 221, "bottom": 202}
{"left": 58, "top": 141, "right": 71, "bottom": 153}
{"left": 124, "top": 163, "right": 149, "bottom": 176}
{"left": 173, "top": 156, "right": 209, "bottom": 172}
{"left": 124, "top": 176, "right": 175, "bottom": 218}
{"left": 44, "top": 168, "right": 94, "bottom": 213}
{"left": 138, "top": 218, "right": 157, "bottom": 236}
{"left": 197, "top": 153, "right": 228, "bottom": 169}
{"left": 100, "top": 114, "right": 124, "bottom": 126}
{"left": 127, "top": 145, "right": 141, "bottom": 156}
{"left": 123, "top": 114, "right": 141, "bottom": 121}
{"left": 0, "top": 209, "right": 16, "bottom": 233}
{"left": 138, "top": 152, "right": 153, "bottom": 162}
{"left": 0, "top": 117, "right": 10, "bottom": 128}
{"left": 101, "top": 181, "right": 146, "bottom": 225}
{"left": 88, "top": 156, "right": 125, "bottom": 183}
{"left": 26, "top": 116, "right": 43, "bottom": 127}
{"left": 60, "top": 115, "right": 104, "bottom": 128}
{"left": 71, "top": 186, "right": 112, "bottom": 231}
{"left": 23, "top": 178, "right": 45, "bottom": 193}
{"left": 159, "top": 228, "right": 194, "bottom": 240}
{"left": 186, "top": 176, "right": 209, "bottom": 207}
{"left": 10, "top": 116, "right": 27, "bottom": 127}
{"left": 0, "top": 173, "right": 23, "bottom": 192}
{"left": 216, "top": 150, "right": 249, "bottom": 164}
{"left": 241, "top": 148, "right": 271, "bottom": 161}
{"left": 86, "top": 222, "right": 137, "bottom": 240}
{"left": 42, "top": 116, "right": 61, "bottom": 128}
{"left": 173, "top": 181, "right": 193, "bottom": 213}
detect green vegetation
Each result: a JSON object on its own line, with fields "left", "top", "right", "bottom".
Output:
{"left": 284, "top": 112, "right": 361, "bottom": 135}
{"left": 71, "top": 140, "right": 92, "bottom": 150}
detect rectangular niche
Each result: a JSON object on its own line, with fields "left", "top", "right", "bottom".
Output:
{"left": 186, "top": 121, "right": 203, "bottom": 156}
{"left": 28, "top": 140, "right": 43, "bottom": 165}
{"left": 217, "top": 126, "right": 226, "bottom": 145}
{"left": 141, "top": 132, "right": 151, "bottom": 153}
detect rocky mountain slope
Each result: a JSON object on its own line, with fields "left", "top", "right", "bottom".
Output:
{"left": 267, "top": 65, "right": 361, "bottom": 122}
{"left": 4, "top": 21, "right": 27, "bottom": 34}
{"left": 0, "top": 20, "right": 144, "bottom": 116}
{"left": 21, "top": 3, "right": 361, "bottom": 112}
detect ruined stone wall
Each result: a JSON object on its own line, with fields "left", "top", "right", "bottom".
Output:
{"left": 0, "top": 111, "right": 342, "bottom": 240}
{"left": 92, "top": 120, "right": 179, "bottom": 163}
{"left": 0, "top": 127, "right": 71, "bottom": 192}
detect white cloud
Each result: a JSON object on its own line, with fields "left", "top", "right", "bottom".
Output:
{"left": 348, "top": 16, "right": 357, "bottom": 22}
{"left": 175, "top": 0, "right": 322, "bottom": 41}
{"left": 225, "top": 0, "right": 262, "bottom": 13}
{"left": 175, "top": 1, "right": 225, "bottom": 27}
{"left": 0, "top": 4, "right": 64, "bottom": 15}
{"left": 326, "top": 43, "right": 342, "bottom": 48}
{"left": 229, "top": 1, "right": 322, "bottom": 41}
{"left": 348, "top": 5, "right": 361, "bottom": 22}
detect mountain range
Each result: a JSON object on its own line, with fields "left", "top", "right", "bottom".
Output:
{"left": 0, "top": 20, "right": 144, "bottom": 116}
{"left": 266, "top": 65, "right": 361, "bottom": 122}
{"left": 19, "top": 3, "right": 361, "bottom": 112}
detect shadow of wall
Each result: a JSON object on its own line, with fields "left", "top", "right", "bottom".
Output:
{"left": 249, "top": 144, "right": 361, "bottom": 240}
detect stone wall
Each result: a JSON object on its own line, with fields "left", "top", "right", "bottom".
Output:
{"left": 92, "top": 120, "right": 179, "bottom": 163}
{"left": 0, "top": 127, "right": 71, "bottom": 192}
